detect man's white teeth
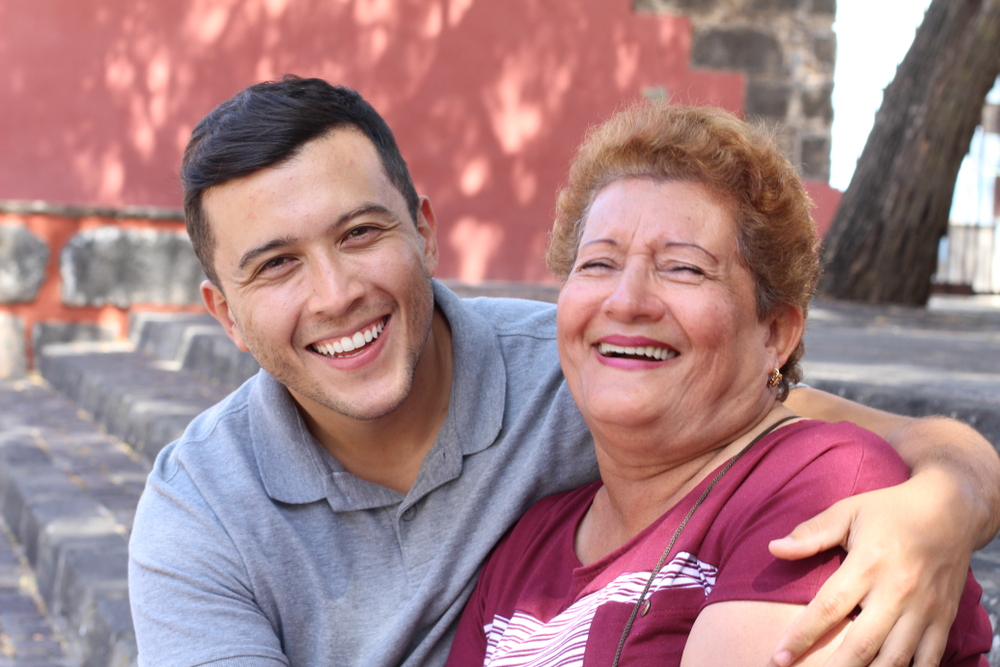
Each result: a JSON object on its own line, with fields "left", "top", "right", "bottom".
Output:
{"left": 597, "top": 342, "right": 676, "bottom": 361}
{"left": 314, "top": 319, "right": 385, "bottom": 357}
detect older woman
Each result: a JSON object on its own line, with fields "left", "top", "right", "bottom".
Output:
{"left": 445, "top": 105, "right": 991, "bottom": 666}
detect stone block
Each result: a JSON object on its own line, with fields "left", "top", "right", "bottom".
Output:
{"left": 802, "top": 83, "right": 834, "bottom": 123}
{"left": 749, "top": 0, "right": 801, "bottom": 11}
{"left": 0, "top": 225, "right": 49, "bottom": 303}
{"left": 800, "top": 135, "right": 832, "bottom": 181}
{"left": 812, "top": 33, "right": 837, "bottom": 69}
{"left": 0, "top": 314, "right": 26, "bottom": 379}
{"left": 692, "top": 28, "right": 785, "bottom": 75}
{"left": 633, "top": 0, "right": 721, "bottom": 12}
{"left": 61, "top": 227, "right": 206, "bottom": 308}
{"left": 745, "top": 80, "right": 792, "bottom": 120}
{"left": 32, "top": 321, "right": 118, "bottom": 353}
{"left": 812, "top": 0, "right": 836, "bottom": 15}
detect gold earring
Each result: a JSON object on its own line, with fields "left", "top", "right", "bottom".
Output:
{"left": 767, "top": 367, "right": 782, "bottom": 388}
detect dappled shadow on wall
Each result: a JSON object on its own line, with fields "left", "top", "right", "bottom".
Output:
{"left": 0, "top": 0, "right": 744, "bottom": 281}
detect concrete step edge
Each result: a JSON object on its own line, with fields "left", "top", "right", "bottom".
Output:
{"left": 0, "top": 402, "right": 135, "bottom": 667}
{"left": 37, "top": 346, "right": 233, "bottom": 464}
{"left": 807, "top": 378, "right": 1000, "bottom": 450}
{"left": 129, "top": 312, "right": 259, "bottom": 390}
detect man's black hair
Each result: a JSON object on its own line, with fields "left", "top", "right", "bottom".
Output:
{"left": 181, "top": 75, "right": 420, "bottom": 286}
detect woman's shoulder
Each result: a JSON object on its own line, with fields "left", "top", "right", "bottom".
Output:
{"left": 471, "top": 482, "right": 603, "bottom": 620}
{"left": 505, "top": 481, "right": 603, "bottom": 546}
{"left": 758, "top": 418, "right": 910, "bottom": 495}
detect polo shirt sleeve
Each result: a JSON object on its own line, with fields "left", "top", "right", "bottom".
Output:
{"left": 129, "top": 453, "right": 287, "bottom": 667}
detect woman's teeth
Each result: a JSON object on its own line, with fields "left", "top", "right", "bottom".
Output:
{"left": 597, "top": 342, "right": 676, "bottom": 361}
{"left": 313, "top": 319, "right": 385, "bottom": 357}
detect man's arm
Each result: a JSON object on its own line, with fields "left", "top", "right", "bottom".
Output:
{"left": 770, "top": 386, "right": 1000, "bottom": 667}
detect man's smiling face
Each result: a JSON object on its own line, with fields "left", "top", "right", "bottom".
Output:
{"left": 201, "top": 128, "right": 439, "bottom": 422}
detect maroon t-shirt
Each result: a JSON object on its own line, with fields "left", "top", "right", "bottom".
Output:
{"left": 447, "top": 420, "right": 991, "bottom": 666}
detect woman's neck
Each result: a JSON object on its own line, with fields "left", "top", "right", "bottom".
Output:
{"left": 575, "top": 402, "right": 799, "bottom": 566}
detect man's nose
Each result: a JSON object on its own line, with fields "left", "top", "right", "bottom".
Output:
{"left": 306, "top": 256, "right": 365, "bottom": 316}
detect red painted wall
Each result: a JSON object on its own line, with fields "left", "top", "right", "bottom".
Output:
{"left": 1, "top": 0, "right": 749, "bottom": 282}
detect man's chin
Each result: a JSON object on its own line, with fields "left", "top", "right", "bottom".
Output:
{"left": 290, "top": 382, "right": 412, "bottom": 423}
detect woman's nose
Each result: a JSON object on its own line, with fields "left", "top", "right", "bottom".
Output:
{"left": 602, "top": 261, "right": 665, "bottom": 321}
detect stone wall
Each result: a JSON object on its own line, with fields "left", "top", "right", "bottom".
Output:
{"left": 635, "top": 0, "right": 836, "bottom": 181}
{"left": 0, "top": 203, "right": 206, "bottom": 379}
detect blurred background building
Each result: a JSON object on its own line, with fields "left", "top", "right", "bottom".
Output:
{"left": 0, "top": 0, "right": 995, "bottom": 377}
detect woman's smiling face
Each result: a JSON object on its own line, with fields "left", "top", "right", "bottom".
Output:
{"left": 556, "top": 178, "right": 782, "bottom": 458}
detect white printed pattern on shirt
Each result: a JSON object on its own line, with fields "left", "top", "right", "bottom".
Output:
{"left": 481, "top": 552, "right": 717, "bottom": 667}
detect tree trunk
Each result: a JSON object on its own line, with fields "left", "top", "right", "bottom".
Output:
{"left": 818, "top": 0, "right": 1000, "bottom": 305}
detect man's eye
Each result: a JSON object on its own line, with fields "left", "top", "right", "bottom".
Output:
{"left": 260, "top": 256, "right": 291, "bottom": 272}
{"left": 347, "top": 225, "right": 377, "bottom": 239}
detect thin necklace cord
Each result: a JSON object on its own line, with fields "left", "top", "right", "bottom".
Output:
{"left": 609, "top": 415, "right": 798, "bottom": 667}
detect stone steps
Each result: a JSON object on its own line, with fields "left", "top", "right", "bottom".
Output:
{"left": 0, "top": 378, "right": 139, "bottom": 666}
{"left": 0, "top": 313, "right": 257, "bottom": 666}
{"left": 0, "top": 301, "right": 998, "bottom": 664}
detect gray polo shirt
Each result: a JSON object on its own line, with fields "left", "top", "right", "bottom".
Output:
{"left": 128, "top": 281, "right": 599, "bottom": 667}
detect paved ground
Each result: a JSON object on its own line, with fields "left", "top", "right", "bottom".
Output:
{"left": 0, "top": 517, "right": 67, "bottom": 667}
{"left": 801, "top": 294, "right": 1000, "bottom": 448}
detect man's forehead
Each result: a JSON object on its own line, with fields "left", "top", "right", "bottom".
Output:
{"left": 201, "top": 128, "right": 406, "bottom": 265}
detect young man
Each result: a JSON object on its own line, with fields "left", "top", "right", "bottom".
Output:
{"left": 129, "top": 77, "right": 1000, "bottom": 667}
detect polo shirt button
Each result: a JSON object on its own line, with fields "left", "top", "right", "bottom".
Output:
{"left": 402, "top": 506, "right": 417, "bottom": 521}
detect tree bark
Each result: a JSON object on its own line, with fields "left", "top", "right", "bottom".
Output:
{"left": 818, "top": 0, "right": 1000, "bottom": 305}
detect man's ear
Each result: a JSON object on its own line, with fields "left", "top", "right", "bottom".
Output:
{"left": 202, "top": 280, "right": 250, "bottom": 353}
{"left": 415, "top": 196, "right": 439, "bottom": 278}
{"left": 766, "top": 304, "right": 805, "bottom": 370}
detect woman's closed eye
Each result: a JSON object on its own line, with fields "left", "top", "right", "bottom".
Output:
{"left": 574, "top": 253, "right": 623, "bottom": 274}
{"left": 673, "top": 264, "right": 703, "bottom": 275}
{"left": 662, "top": 262, "right": 706, "bottom": 280}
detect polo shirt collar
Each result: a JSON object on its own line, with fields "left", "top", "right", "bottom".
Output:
{"left": 248, "top": 280, "right": 507, "bottom": 509}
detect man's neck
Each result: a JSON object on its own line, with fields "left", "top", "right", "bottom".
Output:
{"left": 296, "top": 308, "right": 454, "bottom": 493}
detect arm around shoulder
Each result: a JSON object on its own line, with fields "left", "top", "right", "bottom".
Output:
{"left": 785, "top": 386, "right": 1000, "bottom": 547}
{"left": 771, "top": 387, "right": 999, "bottom": 667}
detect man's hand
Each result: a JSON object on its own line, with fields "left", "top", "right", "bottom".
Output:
{"left": 766, "top": 467, "right": 977, "bottom": 667}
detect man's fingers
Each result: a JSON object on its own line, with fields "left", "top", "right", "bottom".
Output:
{"left": 826, "top": 612, "right": 917, "bottom": 667}
{"left": 908, "top": 623, "right": 951, "bottom": 667}
{"left": 770, "top": 497, "right": 860, "bottom": 561}
{"left": 825, "top": 612, "right": 948, "bottom": 667}
{"left": 771, "top": 578, "right": 866, "bottom": 666}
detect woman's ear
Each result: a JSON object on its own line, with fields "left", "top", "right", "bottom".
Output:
{"left": 766, "top": 304, "right": 805, "bottom": 369}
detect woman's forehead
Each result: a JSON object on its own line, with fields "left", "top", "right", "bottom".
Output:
{"left": 581, "top": 179, "right": 738, "bottom": 248}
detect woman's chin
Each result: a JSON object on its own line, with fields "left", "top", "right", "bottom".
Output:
{"left": 581, "top": 401, "right": 673, "bottom": 433}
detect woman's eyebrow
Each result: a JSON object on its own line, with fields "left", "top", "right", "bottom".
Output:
{"left": 580, "top": 237, "right": 619, "bottom": 250}
{"left": 662, "top": 241, "right": 719, "bottom": 263}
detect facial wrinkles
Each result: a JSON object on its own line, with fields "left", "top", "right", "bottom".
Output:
{"left": 565, "top": 181, "right": 767, "bottom": 440}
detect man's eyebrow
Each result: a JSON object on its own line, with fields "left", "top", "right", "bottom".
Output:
{"left": 235, "top": 203, "right": 396, "bottom": 272}
{"left": 238, "top": 236, "right": 296, "bottom": 272}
